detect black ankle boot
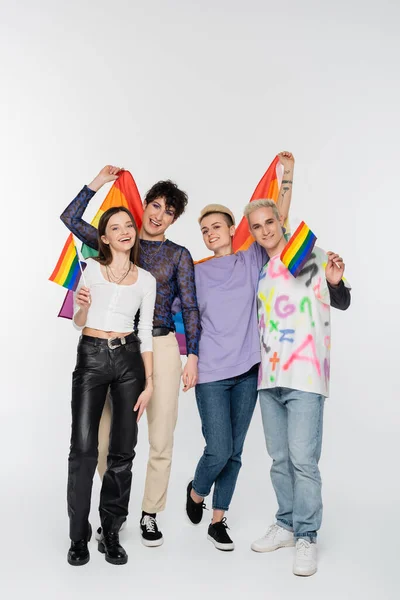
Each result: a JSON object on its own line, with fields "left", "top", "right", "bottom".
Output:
{"left": 67, "top": 524, "right": 92, "bottom": 566}
{"left": 98, "top": 531, "right": 128, "bottom": 565}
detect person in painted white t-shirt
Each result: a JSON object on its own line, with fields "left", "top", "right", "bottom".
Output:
{"left": 244, "top": 199, "right": 350, "bottom": 578}
{"left": 67, "top": 206, "right": 156, "bottom": 568}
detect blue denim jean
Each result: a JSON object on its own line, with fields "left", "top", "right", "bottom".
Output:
{"left": 259, "top": 387, "right": 325, "bottom": 541}
{"left": 193, "top": 365, "right": 258, "bottom": 511}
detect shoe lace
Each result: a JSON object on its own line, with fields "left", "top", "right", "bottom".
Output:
{"left": 218, "top": 517, "right": 229, "bottom": 530}
{"left": 104, "top": 531, "right": 120, "bottom": 548}
{"left": 264, "top": 523, "right": 280, "bottom": 539}
{"left": 142, "top": 515, "right": 157, "bottom": 533}
{"left": 296, "top": 539, "right": 311, "bottom": 557}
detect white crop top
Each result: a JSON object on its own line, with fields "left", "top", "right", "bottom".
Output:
{"left": 73, "top": 258, "right": 156, "bottom": 353}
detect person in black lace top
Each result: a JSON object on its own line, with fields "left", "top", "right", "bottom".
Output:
{"left": 60, "top": 165, "right": 200, "bottom": 547}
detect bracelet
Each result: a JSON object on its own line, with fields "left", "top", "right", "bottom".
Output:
{"left": 282, "top": 179, "right": 293, "bottom": 184}
{"left": 146, "top": 375, "right": 153, "bottom": 380}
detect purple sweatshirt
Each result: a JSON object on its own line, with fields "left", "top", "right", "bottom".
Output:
{"left": 195, "top": 243, "right": 266, "bottom": 384}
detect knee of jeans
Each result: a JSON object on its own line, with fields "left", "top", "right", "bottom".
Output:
{"left": 207, "top": 444, "right": 232, "bottom": 468}
{"left": 289, "top": 449, "right": 318, "bottom": 474}
{"left": 267, "top": 443, "right": 290, "bottom": 464}
{"left": 229, "top": 447, "right": 244, "bottom": 465}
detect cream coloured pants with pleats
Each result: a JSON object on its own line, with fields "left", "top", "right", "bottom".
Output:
{"left": 97, "top": 332, "right": 182, "bottom": 513}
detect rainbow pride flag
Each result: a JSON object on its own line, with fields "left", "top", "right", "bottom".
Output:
{"left": 49, "top": 234, "right": 82, "bottom": 291}
{"left": 233, "top": 155, "right": 282, "bottom": 252}
{"left": 195, "top": 155, "right": 284, "bottom": 265}
{"left": 52, "top": 171, "right": 142, "bottom": 314}
{"left": 280, "top": 220, "right": 317, "bottom": 277}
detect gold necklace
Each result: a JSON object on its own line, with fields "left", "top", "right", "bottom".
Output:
{"left": 107, "top": 256, "right": 129, "bottom": 278}
{"left": 106, "top": 262, "right": 131, "bottom": 284}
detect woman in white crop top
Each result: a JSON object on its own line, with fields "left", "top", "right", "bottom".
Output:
{"left": 67, "top": 206, "right": 156, "bottom": 567}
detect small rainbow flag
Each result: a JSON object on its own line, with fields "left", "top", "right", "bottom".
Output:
{"left": 280, "top": 221, "right": 317, "bottom": 277}
{"left": 49, "top": 234, "right": 83, "bottom": 291}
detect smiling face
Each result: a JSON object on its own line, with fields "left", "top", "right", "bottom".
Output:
{"left": 200, "top": 212, "right": 235, "bottom": 256}
{"left": 247, "top": 206, "right": 286, "bottom": 256}
{"left": 101, "top": 210, "right": 137, "bottom": 252}
{"left": 141, "top": 196, "right": 176, "bottom": 239}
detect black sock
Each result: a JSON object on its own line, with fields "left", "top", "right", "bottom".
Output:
{"left": 142, "top": 511, "right": 156, "bottom": 519}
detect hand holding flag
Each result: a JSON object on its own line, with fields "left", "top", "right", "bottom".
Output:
{"left": 75, "top": 286, "right": 91, "bottom": 309}
{"left": 325, "top": 252, "right": 345, "bottom": 286}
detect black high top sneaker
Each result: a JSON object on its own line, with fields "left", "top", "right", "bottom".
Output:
{"left": 207, "top": 518, "right": 235, "bottom": 551}
{"left": 140, "top": 513, "right": 164, "bottom": 547}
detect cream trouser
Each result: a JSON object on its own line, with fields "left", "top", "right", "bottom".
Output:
{"left": 98, "top": 333, "right": 182, "bottom": 513}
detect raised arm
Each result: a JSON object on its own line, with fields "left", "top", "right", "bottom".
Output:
{"left": 276, "top": 151, "right": 295, "bottom": 224}
{"left": 60, "top": 165, "right": 123, "bottom": 250}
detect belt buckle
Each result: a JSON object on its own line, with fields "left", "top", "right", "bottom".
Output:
{"left": 107, "top": 337, "right": 119, "bottom": 350}
{"left": 107, "top": 336, "right": 127, "bottom": 350}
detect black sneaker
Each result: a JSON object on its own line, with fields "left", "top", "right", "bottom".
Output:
{"left": 207, "top": 518, "right": 235, "bottom": 551}
{"left": 186, "top": 481, "right": 206, "bottom": 524}
{"left": 140, "top": 515, "right": 164, "bottom": 547}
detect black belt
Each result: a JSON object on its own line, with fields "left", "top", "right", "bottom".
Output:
{"left": 152, "top": 327, "right": 174, "bottom": 337}
{"left": 80, "top": 332, "right": 139, "bottom": 350}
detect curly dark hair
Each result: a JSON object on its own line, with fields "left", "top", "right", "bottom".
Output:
{"left": 144, "top": 180, "right": 188, "bottom": 220}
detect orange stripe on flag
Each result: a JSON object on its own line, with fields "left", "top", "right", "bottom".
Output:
{"left": 281, "top": 221, "right": 307, "bottom": 262}
{"left": 49, "top": 234, "right": 74, "bottom": 282}
{"left": 233, "top": 156, "right": 281, "bottom": 253}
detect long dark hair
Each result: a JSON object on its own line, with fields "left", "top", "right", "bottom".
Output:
{"left": 95, "top": 206, "right": 140, "bottom": 266}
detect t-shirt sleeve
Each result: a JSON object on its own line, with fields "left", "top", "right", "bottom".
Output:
{"left": 239, "top": 240, "right": 267, "bottom": 270}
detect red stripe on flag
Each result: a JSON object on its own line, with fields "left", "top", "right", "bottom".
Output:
{"left": 280, "top": 221, "right": 306, "bottom": 262}
{"left": 233, "top": 156, "right": 280, "bottom": 252}
{"left": 49, "top": 233, "right": 73, "bottom": 281}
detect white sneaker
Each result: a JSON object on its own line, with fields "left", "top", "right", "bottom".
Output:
{"left": 251, "top": 523, "right": 295, "bottom": 552}
{"left": 293, "top": 539, "right": 318, "bottom": 577}
{"left": 95, "top": 520, "right": 126, "bottom": 542}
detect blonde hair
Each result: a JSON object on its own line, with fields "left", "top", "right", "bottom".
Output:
{"left": 243, "top": 199, "right": 280, "bottom": 223}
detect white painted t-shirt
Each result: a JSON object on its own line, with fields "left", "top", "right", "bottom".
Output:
{"left": 257, "top": 247, "right": 336, "bottom": 397}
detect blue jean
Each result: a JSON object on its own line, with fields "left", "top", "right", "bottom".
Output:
{"left": 193, "top": 365, "right": 258, "bottom": 511}
{"left": 259, "top": 387, "right": 325, "bottom": 541}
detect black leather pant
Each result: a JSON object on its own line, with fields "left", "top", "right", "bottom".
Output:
{"left": 67, "top": 334, "right": 145, "bottom": 541}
